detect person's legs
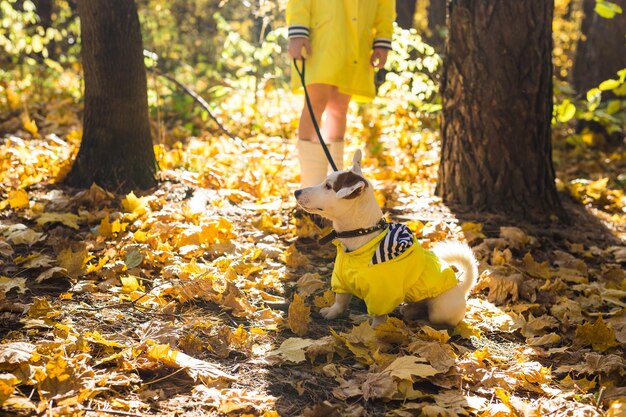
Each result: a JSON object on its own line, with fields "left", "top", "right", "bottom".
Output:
{"left": 323, "top": 87, "right": 351, "bottom": 141}
{"left": 297, "top": 84, "right": 332, "bottom": 187}
{"left": 322, "top": 87, "right": 351, "bottom": 171}
{"left": 298, "top": 83, "right": 332, "bottom": 141}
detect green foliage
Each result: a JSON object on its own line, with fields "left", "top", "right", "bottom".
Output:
{"left": 377, "top": 25, "right": 442, "bottom": 113}
{"left": 554, "top": 68, "right": 626, "bottom": 143}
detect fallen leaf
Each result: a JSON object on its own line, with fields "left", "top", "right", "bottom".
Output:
{"left": 35, "top": 212, "right": 80, "bottom": 229}
{"left": 0, "top": 374, "right": 19, "bottom": 404}
{"left": 287, "top": 293, "right": 310, "bottom": 336}
{"left": 362, "top": 372, "right": 397, "bottom": 400}
{"left": 4, "top": 224, "right": 45, "bottom": 246}
{"left": 0, "top": 342, "right": 36, "bottom": 365}
{"left": 574, "top": 317, "right": 620, "bottom": 352}
{"left": 526, "top": 332, "right": 561, "bottom": 346}
{"left": 384, "top": 355, "right": 440, "bottom": 380}
{"left": 296, "top": 273, "right": 325, "bottom": 296}
{"left": 0, "top": 276, "right": 27, "bottom": 294}
{"left": 57, "top": 247, "right": 90, "bottom": 279}
{"left": 270, "top": 338, "right": 315, "bottom": 363}
{"left": 8, "top": 190, "right": 29, "bottom": 209}
{"left": 146, "top": 343, "right": 235, "bottom": 383}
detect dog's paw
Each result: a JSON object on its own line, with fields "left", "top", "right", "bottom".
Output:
{"left": 320, "top": 306, "right": 343, "bottom": 320}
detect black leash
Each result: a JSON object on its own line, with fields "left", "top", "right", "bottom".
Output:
{"left": 318, "top": 218, "right": 388, "bottom": 245}
{"left": 293, "top": 58, "right": 338, "bottom": 172}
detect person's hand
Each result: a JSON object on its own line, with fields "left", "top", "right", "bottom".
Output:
{"left": 370, "top": 48, "right": 389, "bottom": 68}
{"left": 289, "top": 37, "right": 311, "bottom": 59}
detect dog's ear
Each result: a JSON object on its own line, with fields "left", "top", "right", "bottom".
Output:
{"left": 336, "top": 180, "right": 367, "bottom": 199}
{"left": 351, "top": 150, "right": 363, "bottom": 175}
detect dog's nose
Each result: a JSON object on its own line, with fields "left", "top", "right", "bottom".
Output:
{"left": 294, "top": 189, "right": 302, "bottom": 198}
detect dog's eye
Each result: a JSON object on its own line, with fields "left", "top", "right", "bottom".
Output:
{"left": 325, "top": 183, "right": 332, "bottom": 190}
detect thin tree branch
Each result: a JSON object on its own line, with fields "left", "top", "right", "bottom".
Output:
{"left": 148, "top": 67, "right": 244, "bottom": 146}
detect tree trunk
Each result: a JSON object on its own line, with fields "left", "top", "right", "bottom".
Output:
{"left": 573, "top": 0, "right": 626, "bottom": 94}
{"left": 426, "top": 0, "right": 446, "bottom": 51}
{"left": 436, "top": 0, "right": 565, "bottom": 222}
{"left": 396, "top": 0, "right": 417, "bottom": 29}
{"left": 66, "top": 0, "right": 156, "bottom": 191}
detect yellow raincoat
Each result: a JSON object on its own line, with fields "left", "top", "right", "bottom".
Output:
{"left": 330, "top": 229, "right": 459, "bottom": 317}
{"left": 286, "top": 0, "right": 396, "bottom": 102}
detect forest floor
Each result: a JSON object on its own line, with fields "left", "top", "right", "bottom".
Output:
{"left": 0, "top": 90, "right": 625, "bottom": 417}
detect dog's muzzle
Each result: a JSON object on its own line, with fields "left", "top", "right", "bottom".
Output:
{"left": 294, "top": 189, "right": 303, "bottom": 198}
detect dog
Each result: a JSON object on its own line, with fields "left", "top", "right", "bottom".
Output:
{"left": 294, "top": 149, "right": 478, "bottom": 328}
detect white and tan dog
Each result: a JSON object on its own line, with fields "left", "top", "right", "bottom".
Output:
{"left": 294, "top": 150, "right": 478, "bottom": 328}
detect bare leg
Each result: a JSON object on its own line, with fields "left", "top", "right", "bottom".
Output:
{"left": 320, "top": 293, "right": 352, "bottom": 319}
{"left": 298, "top": 83, "right": 333, "bottom": 142}
{"left": 322, "top": 87, "right": 351, "bottom": 142}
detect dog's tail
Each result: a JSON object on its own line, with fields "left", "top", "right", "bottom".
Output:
{"left": 431, "top": 241, "right": 478, "bottom": 297}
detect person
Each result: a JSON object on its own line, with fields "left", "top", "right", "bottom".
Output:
{"left": 287, "top": 0, "right": 396, "bottom": 188}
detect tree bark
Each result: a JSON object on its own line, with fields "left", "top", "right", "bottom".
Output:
{"left": 436, "top": 0, "right": 565, "bottom": 222}
{"left": 573, "top": 0, "right": 626, "bottom": 94}
{"left": 396, "top": 0, "right": 417, "bottom": 29}
{"left": 66, "top": 0, "right": 156, "bottom": 191}
{"left": 426, "top": 0, "right": 446, "bottom": 51}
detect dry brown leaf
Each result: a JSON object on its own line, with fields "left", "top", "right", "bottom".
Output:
{"left": 296, "top": 273, "right": 325, "bottom": 296}
{"left": 0, "top": 342, "right": 36, "bottom": 365}
{"left": 146, "top": 343, "right": 235, "bottom": 383}
{"left": 474, "top": 270, "right": 522, "bottom": 304}
{"left": 362, "top": 372, "right": 397, "bottom": 400}
{"left": 384, "top": 355, "right": 440, "bottom": 381}
{"left": 407, "top": 340, "right": 457, "bottom": 373}
{"left": 269, "top": 338, "right": 315, "bottom": 363}
{"left": 574, "top": 317, "right": 620, "bottom": 352}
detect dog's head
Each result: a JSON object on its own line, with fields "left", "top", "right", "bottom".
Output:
{"left": 294, "top": 150, "right": 370, "bottom": 221}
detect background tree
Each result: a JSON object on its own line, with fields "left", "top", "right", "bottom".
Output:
{"left": 396, "top": 0, "right": 417, "bottom": 29}
{"left": 426, "top": 0, "right": 446, "bottom": 51}
{"left": 436, "top": 0, "right": 565, "bottom": 221}
{"left": 66, "top": 0, "right": 156, "bottom": 191}
{"left": 573, "top": 0, "right": 626, "bottom": 94}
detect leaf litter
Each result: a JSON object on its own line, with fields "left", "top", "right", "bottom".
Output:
{"left": 0, "top": 91, "right": 625, "bottom": 417}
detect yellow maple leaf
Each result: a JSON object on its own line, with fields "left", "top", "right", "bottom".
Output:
{"left": 83, "top": 330, "right": 125, "bottom": 348}
{"left": 57, "top": 247, "right": 91, "bottom": 279}
{"left": 575, "top": 317, "right": 620, "bottom": 352}
{"left": 42, "top": 353, "right": 70, "bottom": 382}
{"left": 20, "top": 112, "right": 38, "bottom": 137}
{"left": 375, "top": 317, "right": 411, "bottom": 344}
{"left": 145, "top": 342, "right": 235, "bottom": 383}
{"left": 313, "top": 290, "right": 335, "bottom": 309}
{"left": 8, "top": 190, "right": 29, "bottom": 210}
{"left": 461, "top": 221, "right": 486, "bottom": 243}
{"left": 523, "top": 253, "right": 552, "bottom": 279}
{"left": 35, "top": 212, "right": 80, "bottom": 229}
{"left": 288, "top": 293, "right": 310, "bottom": 336}
{"left": 98, "top": 216, "right": 113, "bottom": 238}
{"left": 0, "top": 374, "right": 18, "bottom": 404}
{"left": 453, "top": 321, "right": 482, "bottom": 339}
{"left": 120, "top": 276, "right": 143, "bottom": 293}
{"left": 121, "top": 191, "right": 149, "bottom": 217}
{"left": 559, "top": 375, "right": 596, "bottom": 392}
{"left": 281, "top": 244, "right": 309, "bottom": 267}
{"left": 420, "top": 325, "right": 451, "bottom": 344}
{"left": 384, "top": 355, "right": 440, "bottom": 380}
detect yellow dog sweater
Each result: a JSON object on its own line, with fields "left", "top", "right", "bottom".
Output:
{"left": 331, "top": 223, "right": 459, "bottom": 316}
